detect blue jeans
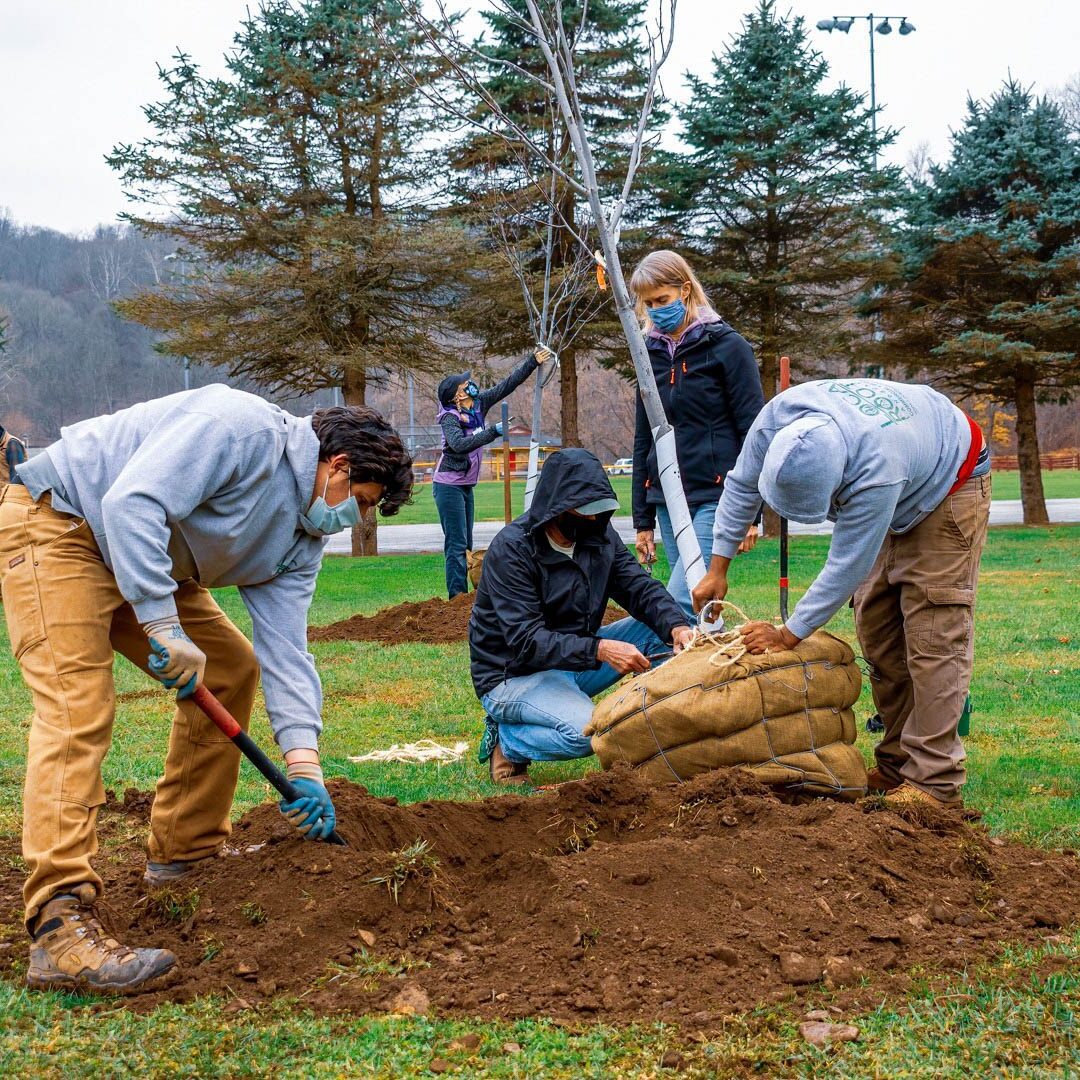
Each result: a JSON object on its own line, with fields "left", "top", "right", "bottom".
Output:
{"left": 480, "top": 617, "right": 666, "bottom": 763}
{"left": 433, "top": 482, "right": 475, "bottom": 598}
{"left": 656, "top": 501, "right": 717, "bottom": 621}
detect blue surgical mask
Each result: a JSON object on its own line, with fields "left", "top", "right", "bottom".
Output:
{"left": 301, "top": 468, "right": 362, "bottom": 537}
{"left": 649, "top": 298, "right": 687, "bottom": 333}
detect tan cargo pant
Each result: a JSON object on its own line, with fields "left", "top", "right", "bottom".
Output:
{"left": 0, "top": 485, "right": 259, "bottom": 927}
{"left": 853, "top": 473, "right": 991, "bottom": 800}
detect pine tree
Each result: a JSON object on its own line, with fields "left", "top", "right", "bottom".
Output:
{"left": 450, "top": 0, "right": 652, "bottom": 447}
{"left": 660, "top": 0, "right": 897, "bottom": 401}
{"left": 878, "top": 79, "right": 1080, "bottom": 525}
{"left": 109, "top": 0, "right": 474, "bottom": 553}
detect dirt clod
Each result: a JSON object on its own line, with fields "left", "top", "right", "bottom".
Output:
{"left": 391, "top": 984, "right": 431, "bottom": 1016}
{"left": 800, "top": 1021, "right": 860, "bottom": 1048}
{"left": 2, "top": 766, "right": 1078, "bottom": 1026}
{"left": 779, "top": 952, "right": 824, "bottom": 985}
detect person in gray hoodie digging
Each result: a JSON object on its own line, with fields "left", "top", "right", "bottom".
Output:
{"left": 0, "top": 385, "right": 412, "bottom": 993}
{"left": 692, "top": 379, "right": 990, "bottom": 810}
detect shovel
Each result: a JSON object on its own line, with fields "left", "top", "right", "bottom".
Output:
{"left": 188, "top": 685, "right": 347, "bottom": 847}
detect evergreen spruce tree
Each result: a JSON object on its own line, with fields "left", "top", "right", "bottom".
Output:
{"left": 451, "top": 0, "right": 652, "bottom": 446}
{"left": 878, "top": 79, "right": 1080, "bottom": 525}
{"left": 660, "top": 0, "right": 897, "bottom": 401}
{"left": 109, "top": 0, "right": 473, "bottom": 553}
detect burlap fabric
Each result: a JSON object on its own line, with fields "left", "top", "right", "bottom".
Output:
{"left": 585, "top": 630, "right": 866, "bottom": 797}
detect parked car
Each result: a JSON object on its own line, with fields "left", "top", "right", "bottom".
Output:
{"left": 606, "top": 457, "right": 633, "bottom": 476}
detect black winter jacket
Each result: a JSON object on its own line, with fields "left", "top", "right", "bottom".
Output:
{"left": 435, "top": 355, "right": 538, "bottom": 477}
{"left": 632, "top": 320, "right": 764, "bottom": 530}
{"left": 469, "top": 448, "right": 687, "bottom": 698}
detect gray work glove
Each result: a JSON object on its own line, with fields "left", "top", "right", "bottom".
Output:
{"left": 144, "top": 619, "right": 207, "bottom": 699}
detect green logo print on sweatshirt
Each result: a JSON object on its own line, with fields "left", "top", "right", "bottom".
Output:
{"left": 826, "top": 381, "right": 916, "bottom": 428}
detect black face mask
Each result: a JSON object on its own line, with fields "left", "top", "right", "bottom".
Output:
{"left": 556, "top": 512, "right": 607, "bottom": 542}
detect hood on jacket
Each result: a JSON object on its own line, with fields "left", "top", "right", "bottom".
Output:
{"left": 523, "top": 448, "right": 620, "bottom": 531}
{"left": 758, "top": 415, "right": 846, "bottom": 523}
{"left": 438, "top": 372, "right": 471, "bottom": 407}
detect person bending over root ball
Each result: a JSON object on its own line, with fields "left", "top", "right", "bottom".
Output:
{"left": 692, "top": 378, "right": 991, "bottom": 810}
{"left": 0, "top": 386, "right": 413, "bottom": 993}
{"left": 629, "top": 250, "right": 764, "bottom": 619}
{"left": 433, "top": 347, "right": 552, "bottom": 599}
{"left": 470, "top": 448, "right": 693, "bottom": 785}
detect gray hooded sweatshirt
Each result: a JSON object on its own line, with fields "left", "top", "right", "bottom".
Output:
{"left": 18, "top": 385, "right": 327, "bottom": 753}
{"left": 711, "top": 379, "right": 973, "bottom": 640}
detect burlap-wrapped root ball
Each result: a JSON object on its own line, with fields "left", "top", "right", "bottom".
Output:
{"left": 585, "top": 630, "right": 866, "bottom": 797}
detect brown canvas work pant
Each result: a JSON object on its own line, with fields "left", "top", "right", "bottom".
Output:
{"left": 0, "top": 485, "right": 259, "bottom": 927}
{"left": 854, "top": 473, "right": 991, "bottom": 800}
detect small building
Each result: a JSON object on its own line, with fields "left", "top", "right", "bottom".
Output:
{"left": 487, "top": 426, "right": 561, "bottom": 479}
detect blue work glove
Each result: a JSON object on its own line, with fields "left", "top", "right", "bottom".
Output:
{"left": 143, "top": 618, "right": 206, "bottom": 700}
{"left": 278, "top": 763, "right": 336, "bottom": 841}
{"left": 494, "top": 416, "right": 519, "bottom": 437}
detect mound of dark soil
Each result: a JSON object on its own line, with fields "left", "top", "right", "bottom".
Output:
{"left": 311, "top": 594, "right": 627, "bottom": 645}
{"left": 1, "top": 769, "right": 1076, "bottom": 1025}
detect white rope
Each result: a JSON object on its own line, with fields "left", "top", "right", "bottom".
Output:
{"left": 348, "top": 740, "right": 470, "bottom": 764}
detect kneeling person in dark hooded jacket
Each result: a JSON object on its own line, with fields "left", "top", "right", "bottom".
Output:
{"left": 470, "top": 449, "right": 693, "bottom": 784}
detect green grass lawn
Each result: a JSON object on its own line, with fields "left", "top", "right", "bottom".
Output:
{"left": 0, "top": 527, "right": 1077, "bottom": 1076}
{"left": 382, "top": 470, "right": 1080, "bottom": 527}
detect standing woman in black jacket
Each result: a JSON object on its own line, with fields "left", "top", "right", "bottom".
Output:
{"left": 629, "top": 251, "right": 764, "bottom": 617}
{"left": 432, "top": 348, "right": 551, "bottom": 598}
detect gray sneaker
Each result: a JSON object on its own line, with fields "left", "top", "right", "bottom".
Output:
{"left": 27, "top": 885, "right": 176, "bottom": 994}
{"left": 143, "top": 857, "right": 210, "bottom": 890}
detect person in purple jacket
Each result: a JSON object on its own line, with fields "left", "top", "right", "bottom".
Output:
{"left": 433, "top": 348, "right": 552, "bottom": 597}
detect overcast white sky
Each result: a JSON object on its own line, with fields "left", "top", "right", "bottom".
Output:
{"left": 2, "top": 1, "right": 1077, "bottom": 235}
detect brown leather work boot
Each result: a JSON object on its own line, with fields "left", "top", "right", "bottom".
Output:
{"left": 27, "top": 884, "right": 177, "bottom": 994}
{"left": 883, "top": 782, "right": 963, "bottom": 809}
{"left": 489, "top": 739, "right": 530, "bottom": 786}
{"left": 866, "top": 766, "right": 902, "bottom": 794}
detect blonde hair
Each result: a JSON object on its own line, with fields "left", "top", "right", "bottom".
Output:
{"left": 629, "top": 250, "right": 712, "bottom": 330}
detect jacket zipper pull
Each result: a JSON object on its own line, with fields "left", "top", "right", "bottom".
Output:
{"left": 682, "top": 360, "right": 688, "bottom": 375}
{"left": 669, "top": 365, "right": 675, "bottom": 385}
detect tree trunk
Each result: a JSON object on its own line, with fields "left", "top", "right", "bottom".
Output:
{"left": 559, "top": 344, "right": 581, "bottom": 448}
{"left": 343, "top": 365, "right": 379, "bottom": 555}
{"left": 1014, "top": 374, "right": 1049, "bottom": 526}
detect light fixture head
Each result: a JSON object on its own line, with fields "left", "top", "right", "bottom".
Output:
{"left": 834, "top": 17, "right": 854, "bottom": 31}
{"left": 876, "top": 18, "right": 893, "bottom": 34}
{"left": 816, "top": 17, "right": 836, "bottom": 31}
{"left": 898, "top": 18, "right": 916, "bottom": 35}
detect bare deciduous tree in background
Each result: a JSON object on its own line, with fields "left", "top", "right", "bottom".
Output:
{"left": 408, "top": 0, "right": 706, "bottom": 593}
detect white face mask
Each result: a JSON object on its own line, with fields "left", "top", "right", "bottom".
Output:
{"left": 300, "top": 467, "right": 362, "bottom": 536}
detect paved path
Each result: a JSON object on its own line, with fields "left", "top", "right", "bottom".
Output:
{"left": 327, "top": 498, "right": 1080, "bottom": 555}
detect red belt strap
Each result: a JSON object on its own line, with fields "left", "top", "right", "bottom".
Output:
{"left": 948, "top": 413, "right": 984, "bottom": 496}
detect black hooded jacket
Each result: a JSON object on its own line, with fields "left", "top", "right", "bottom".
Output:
{"left": 469, "top": 448, "right": 688, "bottom": 698}
{"left": 632, "top": 320, "right": 764, "bottom": 530}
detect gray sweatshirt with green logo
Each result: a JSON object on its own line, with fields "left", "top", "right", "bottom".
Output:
{"left": 18, "top": 385, "right": 326, "bottom": 753}
{"left": 711, "top": 379, "right": 972, "bottom": 640}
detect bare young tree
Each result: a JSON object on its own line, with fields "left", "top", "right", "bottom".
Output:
{"left": 405, "top": 1, "right": 706, "bottom": 595}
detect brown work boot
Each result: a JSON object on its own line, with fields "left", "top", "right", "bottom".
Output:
{"left": 866, "top": 766, "right": 902, "bottom": 794}
{"left": 27, "top": 884, "right": 176, "bottom": 994}
{"left": 489, "top": 740, "right": 530, "bottom": 786}
{"left": 883, "top": 782, "right": 963, "bottom": 809}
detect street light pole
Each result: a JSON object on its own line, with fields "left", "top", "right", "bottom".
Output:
{"left": 868, "top": 14, "right": 877, "bottom": 171}
{"left": 815, "top": 14, "right": 917, "bottom": 171}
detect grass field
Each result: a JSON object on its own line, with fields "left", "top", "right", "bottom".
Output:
{"left": 0, "top": 527, "right": 1077, "bottom": 1075}
{"left": 381, "top": 470, "right": 1080, "bottom": 526}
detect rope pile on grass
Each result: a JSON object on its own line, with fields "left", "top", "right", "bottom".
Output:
{"left": 585, "top": 603, "right": 867, "bottom": 797}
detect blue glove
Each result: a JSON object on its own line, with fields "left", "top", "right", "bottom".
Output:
{"left": 279, "top": 773, "right": 336, "bottom": 841}
{"left": 494, "top": 421, "right": 506, "bottom": 436}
